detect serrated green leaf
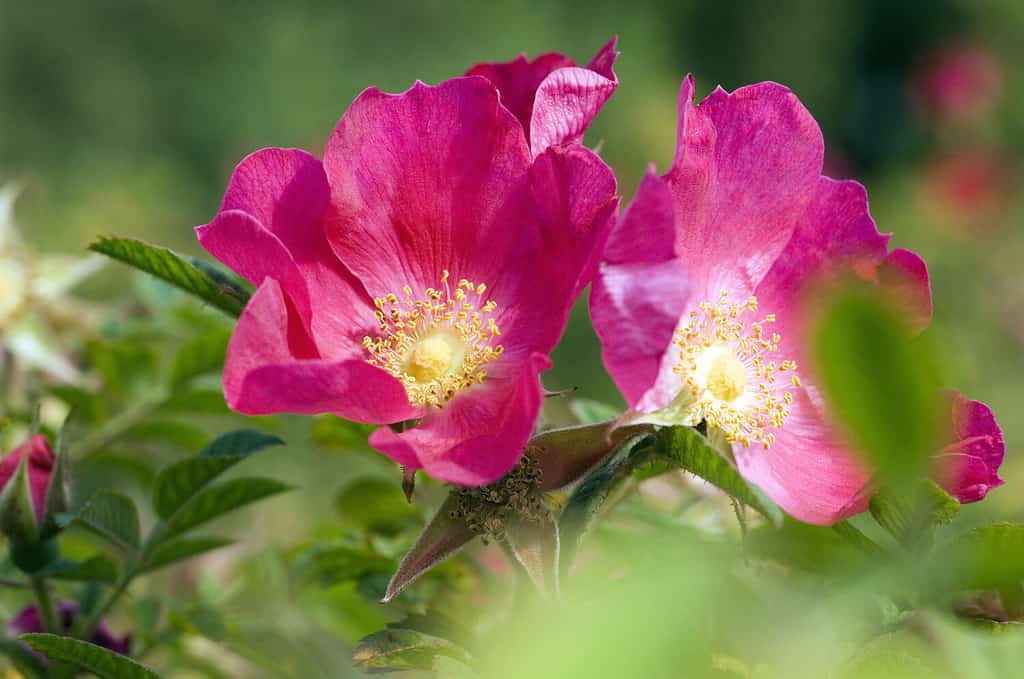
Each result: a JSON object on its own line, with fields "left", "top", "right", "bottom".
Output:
{"left": 90, "top": 236, "right": 248, "bottom": 317}
{"left": 0, "top": 638, "right": 47, "bottom": 679}
{"left": 162, "top": 477, "right": 289, "bottom": 539}
{"left": 170, "top": 328, "right": 231, "bottom": 388}
{"left": 20, "top": 634, "right": 160, "bottom": 678}
{"left": 655, "top": 426, "right": 783, "bottom": 525}
{"left": 140, "top": 537, "right": 234, "bottom": 573}
{"left": 812, "top": 288, "right": 943, "bottom": 484}
{"left": 353, "top": 629, "right": 473, "bottom": 672}
{"left": 70, "top": 491, "right": 141, "bottom": 551}
{"left": 310, "top": 415, "right": 375, "bottom": 451}
{"left": 38, "top": 555, "right": 119, "bottom": 584}
{"left": 869, "top": 481, "right": 959, "bottom": 546}
{"left": 336, "top": 478, "right": 419, "bottom": 537}
{"left": 153, "top": 429, "right": 283, "bottom": 519}
{"left": 568, "top": 398, "right": 622, "bottom": 425}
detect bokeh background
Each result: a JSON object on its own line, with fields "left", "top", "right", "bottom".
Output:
{"left": 1, "top": 1, "right": 1022, "bottom": 675}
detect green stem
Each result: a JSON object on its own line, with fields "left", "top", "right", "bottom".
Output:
{"left": 29, "top": 576, "right": 59, "bottom": 634}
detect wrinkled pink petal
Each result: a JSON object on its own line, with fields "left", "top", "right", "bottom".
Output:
{"left": 934, "top": 391, "right": 1004, "bottom": 503}
{"left": 669, "top": 75, "right": 824, "bottom": 303}
{"left": 734, "top": 391, "right": 871, "bottom": 525}
{"left": 530, "top": 37, "right": 619, "bottom": 157}
{"left": 201, "top": 149, "right": 379, "bottom": 357}
{"left": 878, "top": 248, "right": 932, "bottom": 333}
{"left": 466, "top": 52, "right": 574, "bottom": 139}
{"left": 323, "top": 78, "right": 532, "bottom": 301}
{"left": 369, "top": 354, "right": 550, "bottom": 485}
{"left": 0, "top": 435, "right": 54, "bottom": 522}
{"left": 591, "top": 170, "right": 689, "bottom": 407}
{"left": 225, "top": 279, "right": 419, "bottom": 423}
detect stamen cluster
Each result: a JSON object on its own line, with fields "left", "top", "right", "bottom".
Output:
{"left": 363, "top": 270, "right": 504, "bottom": 407}
{"left": 673, "top": 291, "right": 800, "bottom": 449}
{"left": 449, "top": 454, "right": 547, "bottom": 543}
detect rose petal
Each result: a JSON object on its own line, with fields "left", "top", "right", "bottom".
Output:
{"left": 934, "top": 391, "right": 1004, "bottom": 503}
{"left": 369, "top": 354, "right": 550, "bottom": 485}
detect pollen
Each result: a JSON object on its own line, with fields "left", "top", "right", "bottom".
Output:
{"left": 362, "top": 270, "right": 504, "bottom": 408}
{"left": 673, "top": 291, "right": 799, "bottom": 450}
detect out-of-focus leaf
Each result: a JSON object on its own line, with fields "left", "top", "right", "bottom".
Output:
{"left": 311, "top": 415, "right": 375, "bottom": 451}
{"left": 20, "top": 634, "right": 161, "bottom": 678}
{"left": 86, "top": 339, "right": 158, "bottom": 400}
{"left": 353, "top": 629, "right": 473, "bottom": 672}
{"left": 934, "top": 523, "right": 1024, "bottom": 590}
{"left": 159, "top": 389, "right": 230, "bottom": 415}
{"left": 568, "top": 398, "right": 621, "bottom": 425}
{"left": 153, "top": 429, "right": 283, "bottom": 519}
{"left": 170, "top": 328, "right": 230, "bottom": 389}
{"left": 67, "top": 491, "right": 141, "bottom": 552}
{"left": 336, "top": 478, "right": 419, "bottom": 537}
{"left": 869, "top": 481, "right": 959, "bottom": 546}
{"left": 655, "top": 426, "right": 783, "bottom": 526}
{"left": 747, "top": 518, "right": 870, "bottom": 574}
{"left": 812, "top": 288, "right": 943, "bottom": 484}
{"left": 433, "top": 656, "right": 481, "bottom": 679}
{"left": 127, "top": 420, "right": 210, "bottom": 451}
{"left": 90, "top": 236, "right": 248, "bottom": 317}
{"left": 140, "top": 537, "right": 234, "bottom": 573}
{"left": 293, "top": 544, "right": 395, "bottom": 587}
{"left": 162, "top": 477, "right": 290, "bottom": 539}
{"left": 48, "top": 385, "right": 107, "bottom": 423}
{"left": 0, "top": 639, "right": 47, "bottom": 679}
{"left": 38, "top": 556, "right": 119, "bottom": 584}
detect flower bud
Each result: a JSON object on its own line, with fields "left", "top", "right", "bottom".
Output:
{"left": 0, "top": 435, "right": 67, "bottom": 548}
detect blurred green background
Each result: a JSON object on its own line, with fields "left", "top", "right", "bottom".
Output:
{"left": 1, "top": 1, "right": 1022, "bottom": 674}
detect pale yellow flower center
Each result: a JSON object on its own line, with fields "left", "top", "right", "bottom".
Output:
{"left": 674, "top": 291, "right": 801, "bottom": 449}
{"left": 363, "top": 270, "right": 503, "bottom": 408}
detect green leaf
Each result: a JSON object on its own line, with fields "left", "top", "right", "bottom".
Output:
{"left": 126, "top": 420, "right": 211, "bottom": 451}
{"left": 568, "top": 398, "right": 622, "bottom": 425}
{"left": 141, "top": 537, "right": 234, "bottom": 573}
{"left": 38, "top": 556, "right": 119, "bottom": 584}
{"left": 89, "top": 236, "right": 248, "bottom": 317}
{"left": 336, "top": 478, "right": 419, "bottom": 537}
{"left": 170, "top": 328, "right": 231, "bottom": 388}
{"left": 159, "top": 388, "right": 230, "bottom": 415}
{"left": 69, "top": 491, "right": 141, "bottom": 551}
{"left": 19, "top": 634, "right": 162, "bottom": 679}
{"left": 293, "top": 544, "right": 395, "bottom": 587}
{"left": 934, "top": 523, "right": 1024, "bottom": 590}
{"left": 0, "top": 639, "right": 47, "bottom": 679}
{"left": 310, "top": 415, "right": 375, "bottom": 451}
{"left": 162, "top": 477, "right": 290, "bottom": 539}
{"left": 869, "top": 481, "right": 959, "bottom": 546}
{"left": 812, "top": 288, "right": 943, "bottom": 484}
{"left": 353, "top": 629, "right": 473, "bottom": 672}
{"left": 153, "top": 429, "right": 283, "bottom": 519}
{"left": 655, "top": 426, "right": 783, "bottom": 525}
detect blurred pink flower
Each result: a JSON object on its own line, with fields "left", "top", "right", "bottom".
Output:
{"left": 912, "top": 43, "right": 1003, "bottom": 125}
{"left": 0, "top": 434, "right": 54, "bottom": 522}
{"left": 933, "top": 391, "right": 1004, "bottom": 504}
{"left": 590, "top": 75, "right": 997, "bottom": 525}
{"left": 198, "top": 55, "right": 618, "bottom": 486}
{"left": 9, "top": 602, "right": 131, "bottom": 658}
{"left": 920, "top": 149, "right": 1014, "bottom": 234}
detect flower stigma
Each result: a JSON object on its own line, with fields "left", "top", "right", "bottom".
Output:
{"left": 673, "top": 291, "right": 800, "bottom": 449}
{"left": 363, "top": 270, "right": 503, "bottom": 408}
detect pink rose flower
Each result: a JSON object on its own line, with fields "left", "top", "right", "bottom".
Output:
{"left": 591, "top": 75, "right": 1002, "bottom": 524}
{"left": 0, "top": 435, "right": 54, "bottom": 522}
{"left": 198, "top": 49, "right": 618, "bottom": 486}
{"left": 934, "top": 391, "right": 1004, "bottom": 504}
{"left": 912, "top": 43, "right": 1003, "bottom": 125}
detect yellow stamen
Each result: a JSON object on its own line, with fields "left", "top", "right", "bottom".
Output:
{"left": 363, "top": 270, "right": 503, "bottom": 408}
